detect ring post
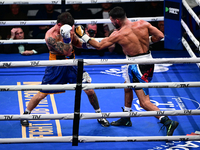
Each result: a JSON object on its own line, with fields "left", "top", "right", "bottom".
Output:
{"left": 164, "top": 0, "right": 183, "bottom": 50}
{"left": 72, "top": 59, "right": 83, "bottom": 146}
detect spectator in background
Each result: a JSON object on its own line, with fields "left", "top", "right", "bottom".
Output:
{"left": 74, "top": 24, "right": 106, "bottom": 56}
{"left": 3, "top": 27, "right": 48, "bottom": 55}
{"left": 158, "top": 21, "right": 164, "bottom": 33}
{"left": 149, "top": 21, "right": 165, "bottom": 51}
{"left": 67, "top": 4, "right": 93, "bottom": 27}
{"left": 1, "top": 4, "right": 29, "bottom": 39}
{"left": 94, "top": 3, "right": 115, "bottom": 37}
{"left": 143, "top": 2, "right": 164, "bottom": 28}
{"left": 32, "top": 4, "right": 60, "bottom": 39}
{"left": 85, "top": 23, "right": 104, "bottom": 38}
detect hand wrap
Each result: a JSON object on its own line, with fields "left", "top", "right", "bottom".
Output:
{"left": 149, "top": 36, "right": 153, "bottom": 45}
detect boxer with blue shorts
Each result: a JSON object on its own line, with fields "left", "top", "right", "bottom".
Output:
{"left": 125, "top": 52, "right": 154, "bottom": 96}
{"left": 75, "top": 6, "right": 179, "bottom": 135}
{"left": 21, "top": 12, "right": 109, "bottom": 127}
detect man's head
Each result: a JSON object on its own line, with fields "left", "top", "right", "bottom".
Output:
{"left": 158, "top": 21, "right": 164, "bottom": 33}
{"left": 101, "top": 3, "right": 112, "bottom": 11}
{"left": 109, "top": 7, "right": 126, "bottom": 29}
{"left": 10, "top": 4, "right": 20, "bottom": 15}
{"left": 85, "top": 24, "right": 97, "bottom": 37}
{"left": 57, "top": 12, "right": 74, "bottom": 27}
{"left": 72, "top": 4, "right": 81, "bottom": 11}
{"left": 14, "top": 28, "right": 24, "bottom": 39}
{"left": 45, "top": 4, "right": 54, "bottom": 13}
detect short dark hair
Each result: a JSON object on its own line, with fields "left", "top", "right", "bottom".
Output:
{"left": 109, "top": 6, "right": 126, "bottom": 20}
{"left": 57, "top": 12, "right": 74, "bottom": 26}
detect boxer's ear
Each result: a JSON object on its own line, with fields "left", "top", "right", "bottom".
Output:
{"left": 57, "top": 23, "right": 62, "bottom": 28}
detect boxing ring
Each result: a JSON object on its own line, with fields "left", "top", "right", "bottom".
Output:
{"left": 0, "top": 0, "right": 200, "bottom": 149}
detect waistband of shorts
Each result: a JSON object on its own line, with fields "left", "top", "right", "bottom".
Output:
{"left": 126, "top": 50, "right": 152, "bottom": 59}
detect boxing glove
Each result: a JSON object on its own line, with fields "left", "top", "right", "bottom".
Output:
{"left": 75, "top": 25, "right": 91, "bottom": 43}
{"left": 60, "top": 24, "right": 72, "bottom": 44}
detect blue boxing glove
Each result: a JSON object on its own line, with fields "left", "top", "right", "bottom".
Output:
{"left": 75, "top": 25, "right": 91, "bottom": 43}
{"left": 60, "top": 24, "right": 72, "bottom": 44}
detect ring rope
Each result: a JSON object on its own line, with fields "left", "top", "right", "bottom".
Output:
{"left": 181, "top": 19, "right": 200, "bottom": 67}
{"left": 0, "top": 82, "right": 200, "bottom": 91}
{"left": 181, "top": 20, "right": 200, "bottom": 49}
{"left": 182, "top": 37, "right": 199, "bottom": 58}
{"left": 195, "top": 0, "right": 200, "bottom": 6}
{"left": 1, "top": 58, "right": 200, "bottom": 68}
{"left": 0, "top": 38, "right": 163, "bottom": 45}
{"left": 0, "top": 0, "right": 198, "bottom": 145}
{"left": 1, "top": 110, "right": 200, "bottom": 120}
{"left": 0, "top": 135, "right": 199, "bottom": 143}
{"left": 2, "top": 0, "right": 163, "bottom": 5}
{"left": 0, "top": 38, "right": 103, "bottom": 44}
{"left": 0, "top": 39, "right": 46, "bottom": 44}
{"left": 65, "top": 0, "right": 164, "bottom": 4}
{"left": 181, "top": 1, "right": 200, "bottom": 68}
{"left": 182, "top": 37, "right": 200, "bottom": 68}
{"left": 0, "top": 17, "right": 164, "bottom": 26}
{"left": 183, "top": 0, "right": 200, "bottom": 27}
{"left": 0, "top": 38, "right": 164, "bottom": 45}
{"left": 0, "top": 0, "right": 62, "bottom": 5}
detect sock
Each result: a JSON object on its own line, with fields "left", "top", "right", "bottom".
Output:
{"left": 24, "top": 108, "right": 31, "bottom": 114}
{"left": 124, "top": 107, "right": 132, "bottom": 112}
{"left": 95, "top": 108, "right": 101, "bottom": 113}
{"left": 159, "top": 116, "right": 165, "bottom": 121}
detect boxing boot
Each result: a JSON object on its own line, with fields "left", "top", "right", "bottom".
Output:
{"left": 110, "top": 107, "right": 132, "bottom": 127}
{"left": 160, "top": 116, "right": 179, "bottom": 136}
{"left": 20, "top": 111, "right": 30, "bottom": 127}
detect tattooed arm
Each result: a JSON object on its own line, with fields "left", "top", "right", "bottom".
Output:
{"left": 46, "top": 36, "right": 73, "bottom": 56}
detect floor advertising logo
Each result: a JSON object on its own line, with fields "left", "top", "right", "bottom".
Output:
{"left": 133, "top": 95, "right": 200, "bottom": 150}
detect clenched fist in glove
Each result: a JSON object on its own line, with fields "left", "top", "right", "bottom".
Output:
{"left": 75, "top": 25, "right": 91, "bottom": 43}
{"left": 60, "top": 24, "right": 72, "bottom": 44}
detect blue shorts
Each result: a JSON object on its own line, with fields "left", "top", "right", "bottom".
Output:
{"left": 40, "top": 66, "right": 85, "bottom": 94}
{"left": 127, "top": 64, "right": 154, "bottom": 95}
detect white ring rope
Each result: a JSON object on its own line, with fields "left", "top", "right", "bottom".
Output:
{"left": 0, "top": 17, "right": 163, "bottom": 45}
{"left": 195, "top": 0, "right": 200, "bottom": 6}
{"left": 0, "top": 39, "right": 46, "bottom": 44}
{"left": 1, "top": 0, "right": 163, "bottom": 5}
{"left": 181, "top": 0, "right": 200, "bottom": 68}
{"left": 1, "top": 58, "right": 200, "bottom": 68}
{"left": 0, "top": 17, "right": 164, "bottom": 26}
{"left": 0, "top": 38, "right": 103, "bottom": 44}
{"left": 0, "top": 0, "right": 61, "bottom": 5}
{"left": 182, "top": 0, "right": 200, "bottom": 54}
{"left": 0, "top": 0, "right": 199, "bottom": 144}
{"left": 183, "top": 0, "right": 200, "bottom": 27}
{"left": 0, "top": 82, "right": 200, "bottom": 91}
{"left": 181, "top": 18, "right": 200, "bottom": 67}
{"left": 0, "top": 38, "right": 165, "bottom": 45}
{"left": 1, "top": 110, "right": 200, "bottom": 121}
{"left": 65, "top": 0, "right": 164, "bottom": 4}
{"left": 182, "top": 37, "right": 200, "bottom": 68}
{"left": 181, "top": 19, "right": 200, "bottom": 50}
{"left": 0, "top": 135, "right": 199, "bottom": 143}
